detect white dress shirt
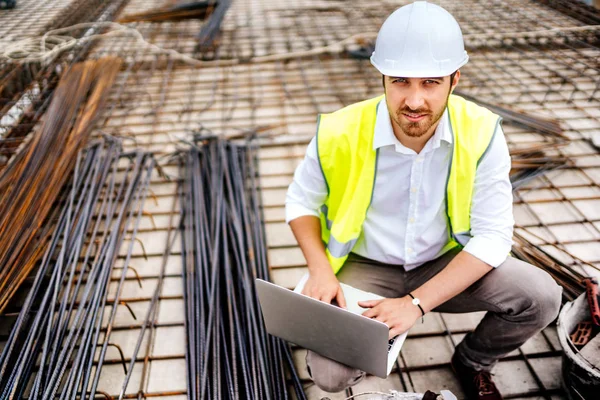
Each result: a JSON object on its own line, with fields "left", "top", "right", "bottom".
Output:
{"left": 285, "top": 97, "right": 514, "bottom": 270}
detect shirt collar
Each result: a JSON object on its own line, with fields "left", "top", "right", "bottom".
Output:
{"left": 373, "top": 97, "right": 453, "bottom": 153}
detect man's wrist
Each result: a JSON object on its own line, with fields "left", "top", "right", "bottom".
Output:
{"left": 307, "top": 259, "right": 333, "bottom": 275}
{"left": 402, "top": 294, "right": 425, "bottom": 323}
{"left": 407, "top": 293, "right": 426, "bottom": 317}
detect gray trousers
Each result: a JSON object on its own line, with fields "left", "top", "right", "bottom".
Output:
{"left": 306, "top": 248, "right": 562, "bottom": 393}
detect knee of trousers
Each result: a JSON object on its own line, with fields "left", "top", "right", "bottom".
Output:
{"left": 520, "top": 270, "right": 562, "bottom": 327}
{"left": 306, "top": 351, "right": 365, "bottom": 393}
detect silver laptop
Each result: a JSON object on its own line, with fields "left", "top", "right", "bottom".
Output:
{"left": 255, "top": 275, "right": 407, "bottom": 378}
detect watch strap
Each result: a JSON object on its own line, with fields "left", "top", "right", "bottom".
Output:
{"left": 407, "top": 292, "right": 425, "bottom": 318}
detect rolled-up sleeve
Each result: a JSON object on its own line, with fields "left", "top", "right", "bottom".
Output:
{"left": 463, "top": 125, "right": 514, "bottom": 267}
{"left": 285, "top": 137, "right": 328, "bottom": 224}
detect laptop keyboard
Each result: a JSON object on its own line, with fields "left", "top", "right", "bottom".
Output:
{"left": 387, "top": 337, "right": 396, "bottom": 353}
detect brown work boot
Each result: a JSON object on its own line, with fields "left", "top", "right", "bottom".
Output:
{"left": 451, "top": 353, "right": 503, "bottom": 400}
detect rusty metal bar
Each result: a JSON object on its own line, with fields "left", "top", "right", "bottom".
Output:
{"left": 0, "top": 57, "right": 122, "bottom": 314}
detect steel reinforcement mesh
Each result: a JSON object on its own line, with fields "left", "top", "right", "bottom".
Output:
{"left": 0, "top": 0, "right": 598, "bottom": 398}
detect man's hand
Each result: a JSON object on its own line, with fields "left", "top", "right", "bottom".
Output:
{"left": 290, "top": 215, "right": 346, "bottom": 308}
{"left": 301, "top": 266, "right": 347, "bottom": 309}
{"left": 359, "top": 297, "right": 421, "bottom": 339}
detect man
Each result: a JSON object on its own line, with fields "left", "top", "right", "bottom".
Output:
{"left": 285, "top": 2, "right": 562, "bottom": 399}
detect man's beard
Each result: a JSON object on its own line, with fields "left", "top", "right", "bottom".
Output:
{"left": 391, "top": 97, "right": 448, "bottom": 138}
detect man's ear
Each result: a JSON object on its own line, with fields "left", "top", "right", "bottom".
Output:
{"left": 451, "top": 70, "right": 461, "bottom": 92}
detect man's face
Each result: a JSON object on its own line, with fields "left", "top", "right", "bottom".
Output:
{"left": 384, "top": 72, "right": 459, "bottom": 138}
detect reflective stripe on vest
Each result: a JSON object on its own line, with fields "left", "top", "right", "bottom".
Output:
{"left": 317, "top": 94, "right": 501, "bottom": 274}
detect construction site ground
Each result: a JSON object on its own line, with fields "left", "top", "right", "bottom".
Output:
{"left": 1, "top": 0, "right": 600, "bottom": 399}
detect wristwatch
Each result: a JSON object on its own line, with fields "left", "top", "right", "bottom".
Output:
{"left": 408, "top": 292, "right": 425, "bottom": 322}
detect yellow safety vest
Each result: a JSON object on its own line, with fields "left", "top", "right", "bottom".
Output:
{"left": 317, "top": 94, "right": 502, "bottom": 274}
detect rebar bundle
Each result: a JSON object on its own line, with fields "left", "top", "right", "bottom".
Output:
{"left": 180, "top": 137, "right": 306, "bottom": 400}
{"left": 534, "top": 0, "right": 600, "bottom": 25}
{"left": 511, "top": 232, "right": 591, "bottom": 302}
{"left": 0, "top": 57, "right": 122, "bottom": 313}
{"left": 197, "top": 0, "right": 231, "bottom": 52}
{"left": 0, "top": 137, "right": 155, "bottom": 399}
{"left": 452, "top": 91, "right": 571, "bottom": 189}
{"left": 118, "top": 1, "right": 215, "bottom": 23}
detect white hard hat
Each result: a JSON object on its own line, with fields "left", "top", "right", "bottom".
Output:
{"left": 370, "top": 1, "right": 469, "bottom": 78}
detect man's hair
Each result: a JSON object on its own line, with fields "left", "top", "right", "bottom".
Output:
{"left": 449, "top": 71, "right": 457, "bottom": 88}
{"left": 448, "top": 71, "right": 457, "bottom": 96}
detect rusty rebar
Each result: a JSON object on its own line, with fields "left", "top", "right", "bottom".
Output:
{"left": 0, "top": 57, "right": 122, "bottom": 314}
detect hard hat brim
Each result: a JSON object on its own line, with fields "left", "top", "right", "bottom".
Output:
{"left": 370, "top": 54, "right": 469, "bottom": 78}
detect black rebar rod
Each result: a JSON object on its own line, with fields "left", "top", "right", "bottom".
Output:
{"left": 116, "top": 169, "right": 181, "bottom": 400}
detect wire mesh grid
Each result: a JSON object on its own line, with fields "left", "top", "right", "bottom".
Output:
{"left": 0, "top": 0, "right": 599, "bottom": 398}
{"left": 0, "top": 0, "right": 130, "bottom": 169}
{"left": 87, "top": 0, "right": 593, "bottom": 60}
{"left": 0, "top": 0, "right": 82, "bottom": 44}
